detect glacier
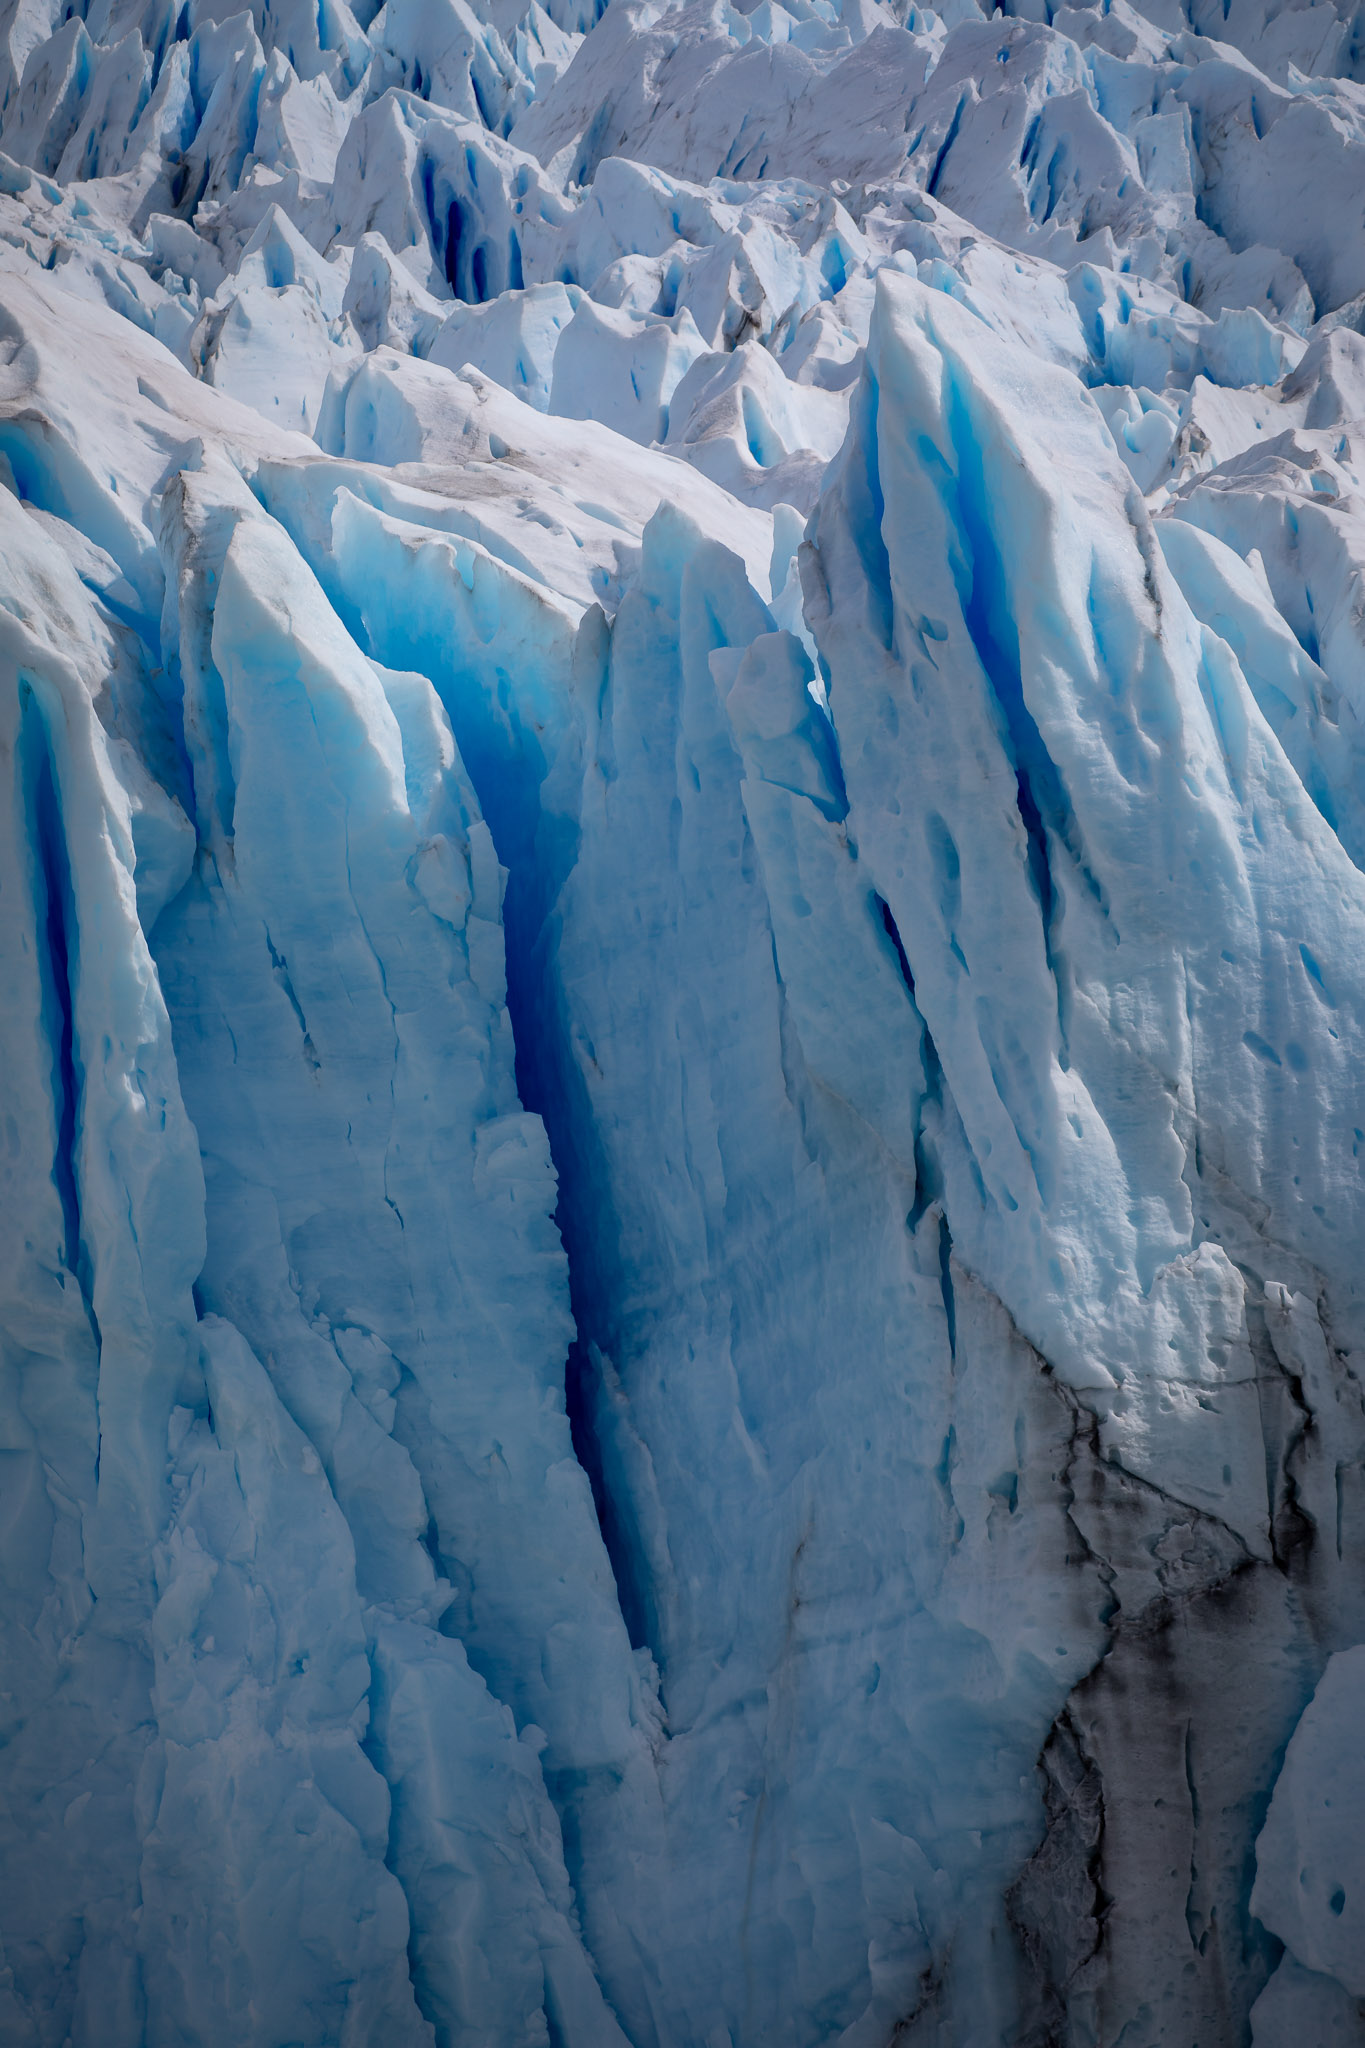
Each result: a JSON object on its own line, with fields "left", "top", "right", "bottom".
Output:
{"left": 3, "top": 0, "right": 1365, "bottom": 2035}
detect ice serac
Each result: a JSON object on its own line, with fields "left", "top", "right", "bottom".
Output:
{"left": 810, "top": 265, "right": 1365, "bottom": 2042}
{"left": 4, "top": 0, "right": 1365, "bottom": 2038}
{"left": 150, "top": 477, "right": 658, "bottom": 2042}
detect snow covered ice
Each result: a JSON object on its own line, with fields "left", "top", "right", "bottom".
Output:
{"left": 5, "top": 0, "right": 1365, "bottom": 2038}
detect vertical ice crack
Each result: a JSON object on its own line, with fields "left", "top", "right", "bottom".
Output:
{"left": 20, "top": 681, "right": 97, "bottom": 1334}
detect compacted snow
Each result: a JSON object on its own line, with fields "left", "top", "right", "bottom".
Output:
{"left": 2, "top": 0, "right": 1365, "bottom": 2038}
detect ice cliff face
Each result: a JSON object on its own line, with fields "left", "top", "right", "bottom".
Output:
{"left": 3, "top": 0, "right": 1365, "bottom": 2037}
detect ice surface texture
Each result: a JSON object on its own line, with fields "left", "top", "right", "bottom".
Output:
{"left": 2, "top": 0, "right": 1365, "bottom": 2038}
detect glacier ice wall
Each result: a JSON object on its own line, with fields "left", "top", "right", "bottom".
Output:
{"left": 3, "top": 0, "right": 1365, "bottom": 2038}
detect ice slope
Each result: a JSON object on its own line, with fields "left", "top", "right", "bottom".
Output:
{"left": 3, "top": 0, "right": 1365, "bottom": 2039}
